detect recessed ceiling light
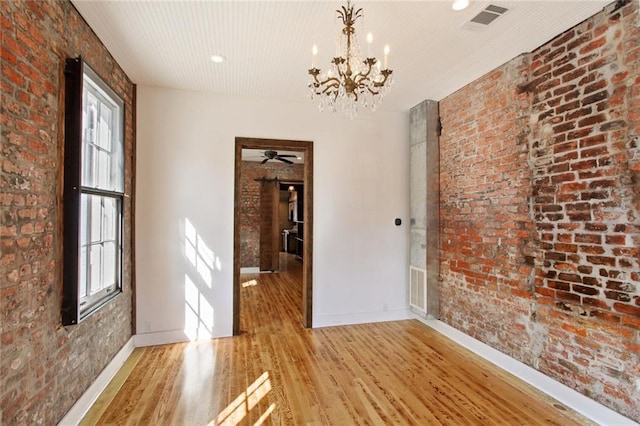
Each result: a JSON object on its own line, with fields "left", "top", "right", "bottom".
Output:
{"left": 210, "top": 54, "right": 226, "bottom": 63}
{"left": 452, "top": 0, "right": 470, "bottom": 11}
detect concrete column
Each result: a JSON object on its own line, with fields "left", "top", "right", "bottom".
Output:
{"left": 409, "top": 100, "right": 440, "bottom": 319}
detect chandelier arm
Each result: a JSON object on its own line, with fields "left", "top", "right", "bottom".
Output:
{"left": 355, "top": 60, "right": 375, "bottom": 81}
{"left": 317, "top": 77, "right": 342, "bottom": 88}
{"left": 308, "top": 69, "right": 342, "bottom": 91}
{"left": 349, "top": 59, "right": 376, "bottom": 90}
{"left": 367, "top": 86, "right": 381, "bottom": 96}
{"left": 372, "top": 70, "right": 393, "bottom": 88}
{"left": 351, "top": 78, "right": 380, "bottom": 96}
{"left": 308, "top": 68, "right": 322, "bottom": 86}
{"left": 321, "top": 84, "right": 340, "bottom": 95}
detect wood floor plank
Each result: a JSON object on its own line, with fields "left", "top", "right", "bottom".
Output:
{"left": 78, "top": 348, "right": 146, "bottom": 426}
{"left": 82, "top": 253, "right": 594, "bottom": 425}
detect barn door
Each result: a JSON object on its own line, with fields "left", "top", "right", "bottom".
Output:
{"left": 259, "top": 178, "right": 280, "bottom": 271}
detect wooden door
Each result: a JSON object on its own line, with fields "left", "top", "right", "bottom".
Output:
{"left": 259, "top": 179, "right": 280, "bottom": 271}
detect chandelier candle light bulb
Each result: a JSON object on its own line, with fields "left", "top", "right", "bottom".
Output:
{"left": 308, "top": 1, "right": 394, "bottom": 119}
{"left": 312, "top": 44, "right": 318, "bottom": 68}
{"left": 384, "top": 44, "right": 390, "bottom": 69}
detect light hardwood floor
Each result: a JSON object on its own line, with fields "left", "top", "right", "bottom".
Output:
{"left": 81, "top": 253, "right": 592, "bottom": 425}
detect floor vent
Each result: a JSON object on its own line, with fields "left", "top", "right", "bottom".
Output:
{"left": 463, "top": 5, "right": 508, "bottom": 31}
{"left": 409, "top": 266, "right": 427, "bottom": 314}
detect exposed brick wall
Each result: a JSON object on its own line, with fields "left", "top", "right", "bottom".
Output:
{"left": 440, "top": 1, "right": 639, "bottom": 421}
{"left": 440, "top": 55, "right": 538, "bottom": 362}
{"left": 1, "top": 1, "right": 135, "bottom": 424}
{"left": 240, "top": 161, "right": 303, "bottom": 267}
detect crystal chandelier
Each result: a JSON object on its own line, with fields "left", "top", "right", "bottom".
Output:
{"left": 308, "top": 1, "right": 394, "bottom": 119}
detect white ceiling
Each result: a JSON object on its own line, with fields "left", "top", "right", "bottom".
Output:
{"left": 70, "top": 0, "right": 611, "bottom": 113}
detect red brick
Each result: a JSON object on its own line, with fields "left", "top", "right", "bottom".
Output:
{"left": 611, "top": 71, "right": 628, "bottom": 84}
{"left": 590, "top": 54, "right": 619, "bottom": 73}
{"left": 578, "top": 113, "right": 606, "bottom": 127}
{"left": 568, "top": 128, "right": 593, "bottom": 140}
{"left": 552, "top": 29, "right": 576, "bottom": 48}
{"left": 568, "top": 31, "right": 593, "bottom": 51}
{"left": 581, "top": 146, "right": 609, "bottom": 159}
{"left": 581, "top": 90, "right": 608, "bottom": 106}
{"left": 590, "top": 310, "right": 621, "bottom": 323}
{"left": 588, "top": 179, "right": 615, "bottom": 189}
{"left": 582, "top": 297, "right": 608, "bottom": 309}
{"left": 553, "top": 243, "right": 578, "bottom": 253}
{"left": 605, "top": 235, "right": 626, "bottom": 245}
{"left": 621, "top": 315, "right": 640, "bottom": 329}
{"left": 561, "top": 323, "right": 587, "bottom": 337}
{"left": 4, "top": 66, "right": 26, "bottom": 88}
{"left": 579, "top": 37, "right": 607, "bottom": 54}
{"left": 562, "top": 67, "right": 587, "bottom": 83}
{"left": 566, "top": 107, "right": 592, "bottom": 120}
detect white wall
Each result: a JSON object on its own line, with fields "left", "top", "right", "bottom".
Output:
{"left": 135, "top": 86, "right": 410, "bottom": 342}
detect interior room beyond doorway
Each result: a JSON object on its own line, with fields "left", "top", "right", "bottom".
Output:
{"left": 233, "top": 138, "right": 314, "bottom": 335}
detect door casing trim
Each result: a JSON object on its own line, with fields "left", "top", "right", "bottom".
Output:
{"left": 233, "top": 137, "right": 313, "bottom": 334}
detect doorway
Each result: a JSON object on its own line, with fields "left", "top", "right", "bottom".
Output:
{"left": 233, "top": 137, "right": 313, "bottom": 334}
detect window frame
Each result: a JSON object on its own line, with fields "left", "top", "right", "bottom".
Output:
{"left": 62, "top": 57, "right": 125, "bottom": 326}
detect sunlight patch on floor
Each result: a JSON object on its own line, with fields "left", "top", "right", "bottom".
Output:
{"left": 212, "top": 372, "right": 273, "bottom": 425}
{"left": 242, "top": 279, "right": 258, "bottom": 288}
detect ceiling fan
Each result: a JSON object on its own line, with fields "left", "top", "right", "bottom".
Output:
{"left": 259, "top": 150, "right": 297, "bottom": 164}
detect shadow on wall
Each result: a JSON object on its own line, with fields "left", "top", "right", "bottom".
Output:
{"left": 181, "top": 217, "right": 222, "bottom": 340}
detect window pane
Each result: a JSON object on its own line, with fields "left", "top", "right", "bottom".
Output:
{"left": 98, "top": 104, "right": 112, "bottom": 150}
{"left": 83, "top": 94, "right": 98, "bottom": 144}
{"left": 89, "top": 195, "right": 102, "bottom": 243}
{"left": 97, "top": 150, "right": 111, "bottom": 188}
{"left": 103, "top": 197, "right": 116, "bottom": 240}
{"left": 79, "top": 246, "right": 87, "bottom": 299}
{"left": 82, "top": 144, "right": 94, "bottom": 185}
{"left": 89, "top": 244, "right": 102, "bottom": 294}
{"left": 81, "top": 74, "right": 123, "bottom": 192}
{"left": 80, "top": 195, "right": 89, "bottom": 246}
{"left": 79, "top": 193, "right": 120, "bottom": 303}
{"left": 103, "top": 241, "right": 116, "bottom": 288}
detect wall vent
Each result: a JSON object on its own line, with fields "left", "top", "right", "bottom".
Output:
{"left": 409, "top": 266, "right": 427, "bottom": 314}
{"left": 462, "top": 4, "right": 508, "bottom": 31}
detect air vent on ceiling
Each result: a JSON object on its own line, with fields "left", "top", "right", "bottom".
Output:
{"left": 485, "top": 4, "right": 508, "bottom": 15}
{"left": 462, "top": 4, "right": 508, "bottom": 32}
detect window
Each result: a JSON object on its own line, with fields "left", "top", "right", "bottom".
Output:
{"left": 62, "top": 57, "right": 124, "bottom": 325}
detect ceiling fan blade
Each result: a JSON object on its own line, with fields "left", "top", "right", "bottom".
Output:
{"left": 261, "top": 158, "right": 269, "bottom": 164}
{"left": 277, "top": 154, "right": 297, "bottom": 158}
{"left": 277, "top": 158, "right": 293, "bottom": 164}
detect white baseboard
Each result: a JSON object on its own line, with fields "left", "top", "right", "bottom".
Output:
{"left": 313, "top": 308, "right": 412, "bottom": 328}
{"left": 240, "top": 267, "right": 259, "bottom": 274}
{"left": 134, "top": 324, "right": 233, "bottom": 347}
{"left": 58, "top": 337, "right": 135, "bottom": 426}
{"left": 414, "top": 317, "right": 638, "bottom": 426}
{"left": 134, "top": 329, "right": 190, "bottom": 347}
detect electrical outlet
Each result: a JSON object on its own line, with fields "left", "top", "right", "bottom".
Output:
{"left": 144, "top": 321, "right": 151, "bottom": 332}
